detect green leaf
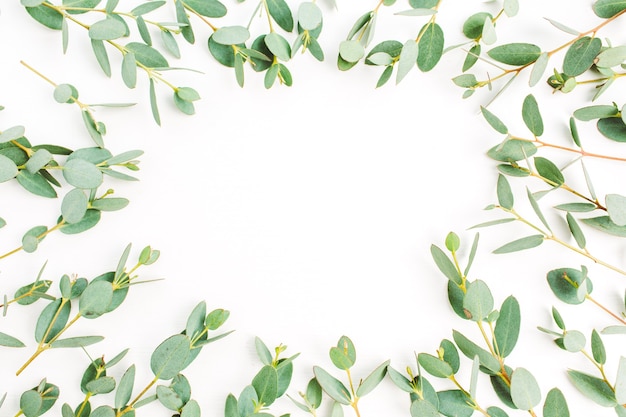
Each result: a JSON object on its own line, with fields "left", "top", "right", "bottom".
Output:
{"left": 86, "top": 377, "right": 116, "bottom": 395}
{"left": 149, "top": 78, "right": 160, "bottom": 125}
{"left": 574, "top": 105, "right": 618, "bottom": 121}
{"left": 136, "top": 16, "right": 151, "bottom": 45}
{"left": 181, "top": 400, "right": 200, "bottom": 417}
{"left": 487, "top": 140, "right": 537, "bottom": 162}
{"left": 462, "top": 12, "right": 492, "bottom": 39}
{"left": 115, "top": 365, "right": 135, "bottom": 409}
{"left": 482, "top": 16, "right": 496, "bottom": 45}
{"left": 510, "top": 368, "right": 541, "bottom": 410}
{"left": 396, "top": 40, "right": 419, "bottom": 84}
{"left": 53, "top": 84, "right": 78, "bottom": 104}
{"left": 494, "top": 296, "right": 520, "bottom": 357}
{"left": 161, "top": 30, "right": 180, "bottom": 58}
{"left": 0, "top": 125, "right": 26, "bottom": 143}
{"left": 157, "top": 385, "right": 184, "bottom": 411}
{"left": 597, "top": 117, "right": 626, "bottom": 142}
{"left": 79, "top": 280, "right": 113, "bottom": 319}
{"left": 563, "top": 37, "right": 602, "bottom": 76}
{"left": 252, "top": 365, "right": 278, "bottom": 406}
{"left": 554, "top": 203, "right": 596, "bottom": 212}
{"left": 593, "top": 0, "right": 626, "bottom": 18}
{"left": 131, "top": 1, "right": 166, "bottom": 16}
{"left": 225, "top": 394, "right": 238, "bottom": 417}
{"left": 150, "top": 334, "right": 191, "bottom": 380}
{"left": 338, "top": 40, "right": 365, "bottom": 63}
{"left": 329, "top": 336, "right": 356, "bottom": 370}
{"left": 463, "top": 279, "right": 494, "bottom": 321}
{"left": 90, "top": 406, "right": 115, "bottom": 417}
{"left": 26, "top": 3, "right": 64, "bottom": 30}
{"left": 265, "top": 33, "right": 291, "bottom": 61}
{"left": 89, "top": 18, "right": 127, "bottom": 40}
{"left": 526, "top": 188, "right": 551, "bottom": 232}
{"left": 238, "top": 385, "right": 257, "bottom": 417}
{"left": 50, "top": 336, "right": 104, "bottom": 348}
{"left": 452, "top": 330, "right": 501, "bottom": 373}
{"left": 493, "top": 235, "right": 543, "bottom": 254}
{"left": 356, "top": 360, "right": 390, "bottom": 397}
{"left": 534, "top": 157, "right": 564, "bottom": 186}
{"left": 298, "top": 2, "right": 322, "bottom": 30}
{"left": 63, "top": 158, "right": 103, "bottom": 189}
{"left": 546, "top": 267, "right": 592, "bottom": 304}
{"left": 582, "top": 215, "right": 626, "bottom": 237}
{"left": 61, "top": 188, "right": 88, "bottom": 224}
{"left": 125, "top": 42, "right": 168, "bottom": 68}
{"left": 616, "top": 357, "right": 626, "bottom": 404}
{"left": 0, "top": 154, "right": 18, "bottom": 182}
{"left": 496, "top": 174, "right": 514, "bottom": 209}
{"left": 418, "top": 354, "right": 453, "bottom": 378}
{"left": 481, "top": 106, "right": 508, "bottom": 134}
{"left": 255, "top": 337, "right": 272, "bottom": 365}
{"left": 20, "top": 390, "right": 43, "bottom": 417}
{"left": 35, "top": 299, "right": 71, "bottom": 343}
{"left": 212, "top": 26, "right": 250, "bottom": 45}
{"left": 522, "top": 95, "right": 544, "bottom": 136}
{"left": 430, "top": 245, "right": 461, "bottom": 285}
{"left": 60, "top": 209, "right": 101, "bottom": 234}
{"left": 487, "top": 43, "right": 541, "bottom": 66}
{"left": 121, "top": 52, "right": 137, "bottom": 89}
{"left": 504, "top": 0, "right": 519, "bottom": 16}
{"left": 267, "top": 0, "right": 294, "bottom": 32}
{"left": 563, "top": 330, "right": 586, "bottom": 352}
{"left": 463, "top": 44, "right": 481, "bottom": 71}
{"left": 313, "top": 367, "right": 351, "bottom": 405}
{"left": 568, "top": 369, "right": 617, "bottom": 406}
{"left": 91, "top": 39, "right": 111, "bottom": 77}
{"left": 566, "top": 213, "right": 586, "bottom": 249}
{"left": 486, "top": 406, "right": 509, "bottom": 417}
{"left": 437, "top": 390, "right": 474, "bottom": 417}
{"left": 440, "top": 339, "right": 460, "bottom": 373}
{"left": 591, "top": 330, "right": 606, "bottom": 365}
{"left": 543, "top": 388, "right": 569, "bottom": 417}
{"left": 183, "top": 0, "right": 227, "bottom": 17}
{"left": 409, "top": 399, "right": 439, "bottom": 417}
{"left": 417, "top": 23, "right": 444, "bottom": 72}
{"left": 0, "top": 332, "right": 25, "bottom": 348}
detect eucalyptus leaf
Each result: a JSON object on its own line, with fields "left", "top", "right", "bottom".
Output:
{"left": 312, "top": 366, "right": 351, "bottom": 405}
{"left": 543, "top": 388, "right": 569, "bottom": 417}
{"left": 50, "top": 336, "right": 104, "bottom": 348}
{"left": 567, "top": 369, "right": 617, "bottom": 406}
{"left": 487, "top": 43, "right": 541, "bottom": 66}
{"left": 493, "top": 235, "right": 544, "bottom": 254}
{"left": 417, "top": 23, "right": 444, "bottom": 72}
{"left": 150, "top": 334, "right": 191, "bottom": 380}
{"left": 563, "top": 37, "right": 602, "bottom": 76}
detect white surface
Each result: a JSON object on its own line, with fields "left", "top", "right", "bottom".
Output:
{"left": 0, "top": 1, "right": 625, "bottom": 416}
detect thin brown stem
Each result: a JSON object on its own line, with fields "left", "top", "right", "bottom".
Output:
{"left": 586, "top": 295, "right": 626, "bottom": 325}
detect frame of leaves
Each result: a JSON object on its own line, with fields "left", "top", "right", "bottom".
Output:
{"left": 1, "top": 0, "right": 626, "bottom": 417}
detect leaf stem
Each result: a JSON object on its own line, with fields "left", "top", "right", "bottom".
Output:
{"left": 345, "top": 369, "right": 361, "bottom": 417}
{"left": 586, "top": 295, "right": 626, "bottom": 325}
{"left": 0, "top": 221, "right": 66, "bottom": 261}
{"left": 511, "top": 135, "right": 626, "bottom": 163}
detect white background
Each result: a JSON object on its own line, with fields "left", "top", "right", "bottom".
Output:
{"left": 1, "top": 0, "right": 626, "bottom": 416}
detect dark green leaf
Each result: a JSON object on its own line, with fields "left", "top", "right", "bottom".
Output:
{"left": 597, "top": 117, "right": 626, "bottom": 142}
{"left": 267, "top": 0, "right": 294, "bottom": 32}
{"left": 481, "top": 106, "right": 508, "bottom": 134}
{"left": 150, "top": 334, "right": 191, "bottom": 380}
{"left": 494, "top": 296, "right": 520, "bottom": 357}
{"left": 409, "top": 399, "right": 439, "bottom": 417}
{"left": 252, "top": 365, "right": 278, "bottom": 406}
{"left": 546, "top": 267, "right": 593, "bottom": 304}
{"left": 593, "top": 0, "right": 626, "bottom": 18}
{"left": 566, "top": 213, "right": 586, "bottom": 249}
{"left": 522, "top": 95, "right": 543, "bottom": 136}
{"left": 534, "top": 157, "right": 564, "bottom": 186}
{"left": 563, "top": 37, "right": 602, "bottom": 76}
{"left": 497, "top": 174, "right": 514, "bottom": 209}
{"left": 452, "top": 330, "right": 501, "bottom": 373}
{"left": 115, "top": 365, "right": 135, "bottom": 409}
{"left": 26, "top": 3, "right": 64, "bottom": 30}
{"left": 0, "top": 332, "right": 25, "bottom": 348}
{"left": 17, "top": 170, "right": 57, "bottom": 198}
{"left": 567, "top": 369, "right": 616, "bottom": 406}
{"left": 60, "top": 209, "right": 101, "bottom": 234}
{"left": 463, "top": 12, "right": 492, "bottom": 39}
{"left": 543, "top": 388, "right": 569, "bottom": 417}
{"left": 487, "top": 43, "right": 541, "bottom": 66}
{"left": 417, "top": 23, "right": 444, "bottom": 72}
{"left": 591, "top": 330, "right": 606, "bottom": 365}
{"left": 418, "top": 354, "right": 453, "bottom": 378}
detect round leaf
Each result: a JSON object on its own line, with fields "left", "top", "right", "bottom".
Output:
{"left": 150, "top": 334, "right": 192, "bottom": 380}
